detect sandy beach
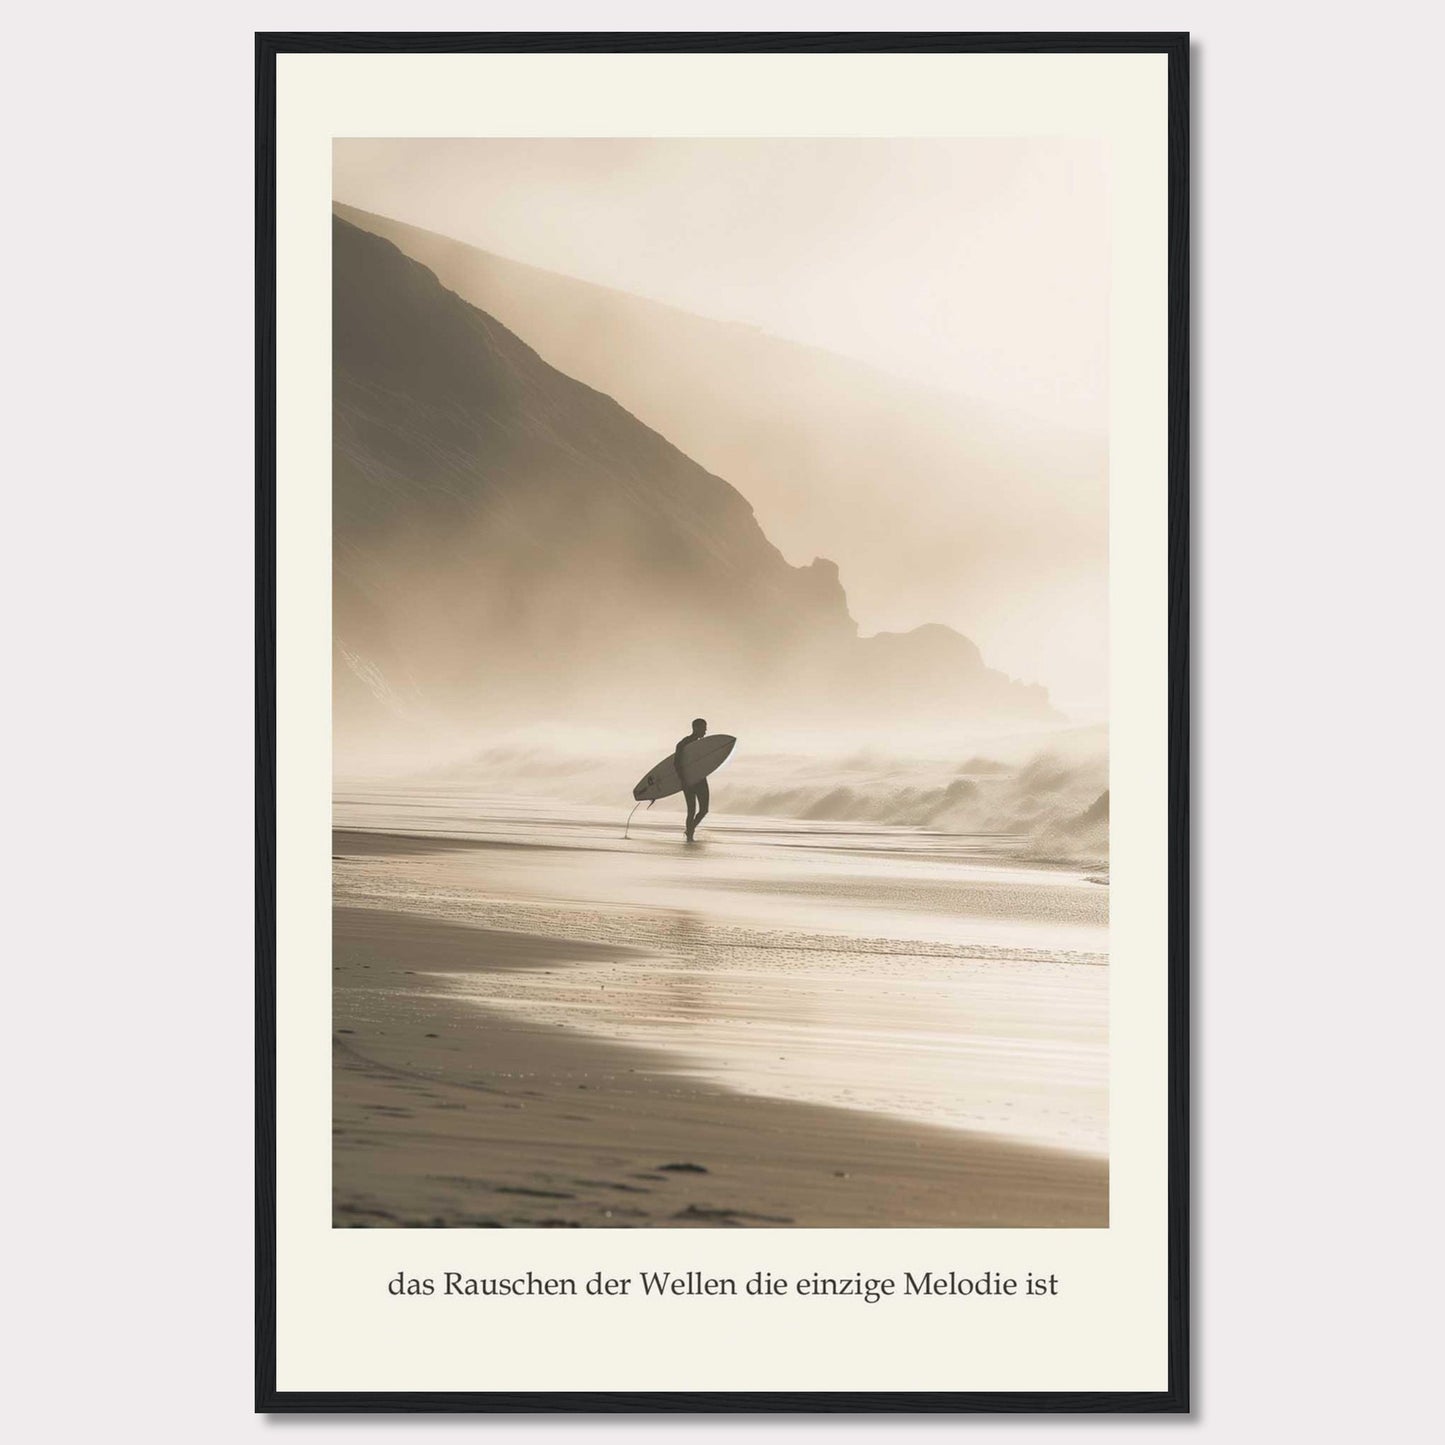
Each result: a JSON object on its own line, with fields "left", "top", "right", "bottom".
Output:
{"left": 333, "top": 791, "right": 1107, "bottom": 1228}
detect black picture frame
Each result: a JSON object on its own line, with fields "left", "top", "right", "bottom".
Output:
{"left": 256, "top": 29, "right": 1189, "bottom": 1414}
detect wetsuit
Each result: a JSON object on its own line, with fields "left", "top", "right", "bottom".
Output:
{"left": 675, "top": 734, "right": 710, "bottom": 839}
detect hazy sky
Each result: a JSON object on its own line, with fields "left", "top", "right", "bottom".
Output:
{"left": 334, "top": 138, "right": 1110, "bottom": 714}
{"left": 333, "top": 138, "right": 1108, "bottom": 433}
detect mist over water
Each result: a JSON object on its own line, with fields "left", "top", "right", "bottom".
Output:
{"left": 342, "top": 717, "right": 1109, "bottom": 870}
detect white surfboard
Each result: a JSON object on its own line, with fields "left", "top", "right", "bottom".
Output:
{"left": 632, "top": 735, "right": 736, "bottom": 802}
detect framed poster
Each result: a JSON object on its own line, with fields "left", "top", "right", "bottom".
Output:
{"left": 257, "top": 31, "right": 1188, "bottom": 1412}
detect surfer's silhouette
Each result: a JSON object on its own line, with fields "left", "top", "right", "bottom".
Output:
{"left": 676, "top": 718, "right": 710, "bottom": 842}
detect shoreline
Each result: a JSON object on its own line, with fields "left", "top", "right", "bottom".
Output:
{"left": 333, "top": 898, "right": 1108, "bottom": 1229}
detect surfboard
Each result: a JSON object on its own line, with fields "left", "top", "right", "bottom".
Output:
{"left": 632, "top": 735, "right": 736, "bottom": 802}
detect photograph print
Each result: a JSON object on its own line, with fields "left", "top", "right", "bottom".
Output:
{"left": 330, "top": 136, "right": 1112, "bottom": 1232}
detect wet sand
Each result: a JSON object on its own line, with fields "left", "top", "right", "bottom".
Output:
{"left": 333, "top": 798, "right": 1107, "bottom": 1228}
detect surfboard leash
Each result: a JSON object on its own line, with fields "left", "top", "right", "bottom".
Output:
{"left": 623, "top": 798, "right": 653, "bottom": 840}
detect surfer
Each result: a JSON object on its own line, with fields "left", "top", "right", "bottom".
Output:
{"left": 676, "top": 718, "right": 710, "bottom": 842}
{"left": 627, "top": 725, "right": 733, "bottom": 842}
